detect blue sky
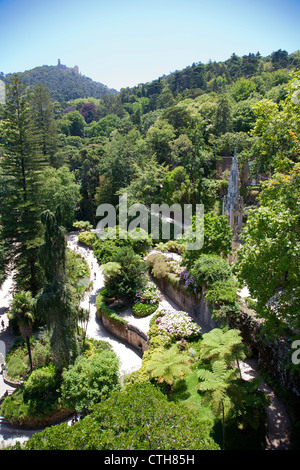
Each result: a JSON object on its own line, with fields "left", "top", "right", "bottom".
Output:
{"left": 0, "top": 0, "right": 299, "bottom": 90}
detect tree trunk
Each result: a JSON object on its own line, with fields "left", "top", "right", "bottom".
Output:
{"left": 19, "top": 324, "right": 33, "bottom": 372}
{"left": 26, "top": 336, "right": 33, "bottom": 372}
{"left": 222, "top": 402, "right": 226, "bottom": 450}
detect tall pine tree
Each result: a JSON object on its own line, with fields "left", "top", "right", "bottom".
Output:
{"left": 29, "top": 83, "right": 58, "bottom": 161}
{"left": 36, "top": 208, "right": 79, "bottom": 371}
{"left": 0, "top": 74, "right": 46, "bottom": 294}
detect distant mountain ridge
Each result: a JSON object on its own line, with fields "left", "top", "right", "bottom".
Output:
{"left": 4, "top": 63, "right": 117, "bottom": 102}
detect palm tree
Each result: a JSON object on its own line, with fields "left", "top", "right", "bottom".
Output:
{"left": 146, "top": 345, "right": 192, "bottom": 388}
{"left": 200, "top": 327, "right": 247, "bottom": 377}
{"left": 197, "top": 360, "right": 238, "bottom": 449}
{"left": 9, "top": 290, "right": 35, "bottom": 371}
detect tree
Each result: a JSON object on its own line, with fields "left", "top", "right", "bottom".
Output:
{"left": 236, "top": 163, "right": 300, "bottom": 334}
{"left": 0, "top": 215, "right": 8, "bottom": 286}
{"left": 250, "top": 71, "right": 300, "bottom": 174}
{"left": 36, "top": 208, "right": 79, "bottom": 371}
{"left": 119, "top": 156, "right": 168, "bottom": 207}
{"left": 215, "top": 94, "right": 233, "bottom": 136}
{"left": 60, "top": 110, "right": 86, "bottom": 137}
{"left": 98, "top": 130, "right": 141, "bottom": 206}
{"left": 61, "top": 350, "right": 120, "bottom": 413}
{"left": 103, "top": 246, "right": 146, "bottom": 302}
{"left": 271, "top": 49, "right": 289, "bottom": 70}
{"left": 39, "top": 165, "right": 80, "bottom": 229}
{"left": 29, "top": 83, "right": 58, "bottom": 158}
{"left": 161, "top": 166, "right": 195, "bottom": 205}
{"left": 156, "top": 87, "right": 175, "bottom": 109}
{"left": 197, "top": 360, "right": 238, "bottom": 449}
{"left": 145, "top": 119, "right": 175, "bottom": 165}
{"left": 78, "top": 147, "right": 102, "bottom": 225}
{"left": 199, "top": 328, "right": 247, "bottom": 377}
{"left": 9, "top": 291, "right": 35, "bottom": 371}
{"left": 79, "top": 101, "right": 97, "bottom": 123}
{"left": 146, "top": 344, "right": 192, "bottom": 387}
{"left": 182, "top": 213, "right": 233, "bottom": 269}
{"left": 0, "top": 74, "right": 46, "bottom": 294}
{"left": 230, "top": 78, "right": 256, "bottom": 102}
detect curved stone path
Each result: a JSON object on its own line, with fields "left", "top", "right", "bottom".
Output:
{"left": 0, "top": 233, "right": 293, "bottom": 449}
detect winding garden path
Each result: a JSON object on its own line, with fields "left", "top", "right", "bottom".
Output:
{"left": 0, "top": 232, "right": 293, "bottom": 449}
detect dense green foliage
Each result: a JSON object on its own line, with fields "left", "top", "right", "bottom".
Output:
{"left": 235, "top": 72, "right": 300, "bottom": 334}
{"left": 18, "top": 382, "right": 219, "bottom": 450}
{"left": 102, "top": 245, "right": 147, "bottom": 302}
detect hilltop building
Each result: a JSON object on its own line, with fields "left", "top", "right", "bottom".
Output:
{"left": 57, "top": 59, "right": 79, "bottom": 74}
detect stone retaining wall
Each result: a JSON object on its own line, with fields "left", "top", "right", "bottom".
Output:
{"left": 155, "top": 276, "right": 219, "bottom": 331}
{"left": 227, "top": 309, "right": 300, "bottom": 396}
{"left": 3, "top": 372, "right": 23, "bottom": 388}
{"left": 99, "top": 309, "right": 149, "bottom": 355}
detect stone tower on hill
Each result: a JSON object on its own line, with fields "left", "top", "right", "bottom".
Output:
{"left": 57, "top": 59, "right": 79, "bottom": 73}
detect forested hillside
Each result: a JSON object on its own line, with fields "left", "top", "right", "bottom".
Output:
{"left": 2, "top": 65, "right": 117, "bottom": 103}
{"left": 0, "top": 48, "right": 299, "bottom": 270}
{"left": 0, "top": 48, "right": 299, "bottom": 330}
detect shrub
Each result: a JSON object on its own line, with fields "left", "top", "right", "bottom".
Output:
{"left": 134, "top": 281, "right": 160, "bottom": 304}
{"left": 31, "top": 341, "right": 51, "bottom": 369}
{"left": 23, "top": 364, "right": 58, "bottom": 400}
{"left": 155, "top": 240, "right": 185, "bottom": 254}
{"left": 146, "top": 253, "right": 170, "bottom": 278}
{"left": 94, "top": 239, "right": 123, "bottom": 264}
{"left": 94, "top": 226, "right": 152, "bottom": 265}
{"left": 104, "top": 246, "right": 147, "bottom": 302}
{"left": 95, "top": 291, "right": 128, "bottom": 325}
{"left": 155, "top": 309, "right": 201, "bottom": 342}
{"left": 148, "top": 318, "right": 169, "bottom": 346}
{"left": 190, "top": 254, "right": 232, "bottom": 291}
{"left": 1, "top": 364, "right": 61, "bottom": 426}
{"left": 78, "top": 230, "right": 98, "bottom": 248}
{"left": 61, "top": 350, "right": 120, "bottom": 413}
{"left": 73, "top": 220, "right": 93, "bottom": 231}
{"left": 132, "top": 302, "right": 159, "bottom": 316}
{"left": 6, "top": 356, "right": 27, "bottom": 380}
{"left": 182, "top": 212, "right": 233, "bottom": 269}
{"left": 132, "top": 281, "right": 160, "bottom": 316}
{"left": 179, "top": 269, "right": 198, "bottom": 294}
{"left": 66, "top": 249, "right": 90, "bottom": 287}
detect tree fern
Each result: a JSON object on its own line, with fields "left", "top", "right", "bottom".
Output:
{"left": 200, "top": 327, "right": 247, "bottom": 376}
{"left": 146, "top": 345, "right": 192, "bottom": 386}
{"left": 197, "top": 360, "right": 238, "bottom": 449}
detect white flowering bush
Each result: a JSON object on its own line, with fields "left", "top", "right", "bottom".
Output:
{"left": 134, "top": 281, "right": 160, "bottom": 305}
{"left": 155, "top": 309, "right": 201, "bottom": 341}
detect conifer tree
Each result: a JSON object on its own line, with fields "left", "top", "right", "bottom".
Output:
{"left": 36, "top": 208, "right": 79, "bottom": 371}
{"left": 0, "top": 74, "right": 46, "bottom": 294}
{"left": 29, "top": 83, "right": 58, "bottom": 160}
